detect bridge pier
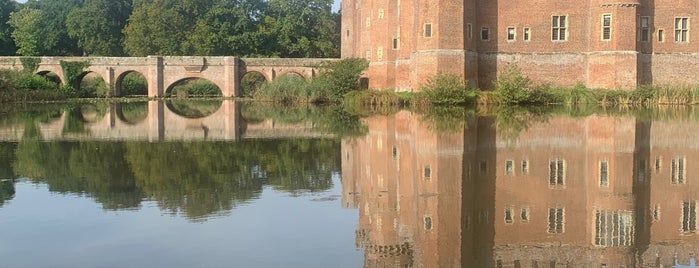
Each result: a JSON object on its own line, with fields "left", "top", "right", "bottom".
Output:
{"left": 147, "top": 56, "right": 164, "bottom": 98}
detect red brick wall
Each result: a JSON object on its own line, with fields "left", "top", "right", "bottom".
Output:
{"left": 342, "top": 0, "right": 699, "bottom": 90}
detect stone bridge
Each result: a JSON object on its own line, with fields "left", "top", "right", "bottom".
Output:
{"left": 0, "top": 56, "right": 338, "bottom": 97}
{"left": 0, "top": 100, "right": 333, "bottom": 142}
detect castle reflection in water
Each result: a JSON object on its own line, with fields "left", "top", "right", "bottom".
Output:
{"left": 341, "top": 111, "right": 699, "bottom": 267}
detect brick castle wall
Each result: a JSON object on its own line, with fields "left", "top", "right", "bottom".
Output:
{"left": 342, "top": 0, "right": 699, "bottom": 90}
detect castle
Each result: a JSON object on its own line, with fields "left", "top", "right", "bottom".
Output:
{"left": 341, "top": 0, "right": 699, "bottom": 91}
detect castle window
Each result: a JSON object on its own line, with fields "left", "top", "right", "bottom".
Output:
{"left": 522, "top": 160, "right": 529, "bottom": 175}
{"left": 682, "top": 201, "right": 697, "bottom": 233}
{"left": 365, "top": 50, "right": 371, "bottom": 60}
{"left": 424, "top": 165, "right": 432, "bottom": 179}
{"left": 377, "top": 46, "right": 383, "bottom": 61}
{"left": 507, "top": 27, "right": 516, "bottom": 41}
{"left": 594, "top": 210, "right": 634, "bottom": 247}
{"left": 424, "top": 23, "right": 433, "bottom": 38}
{"left": 671, "top": 157, "right": 686, "bottom": 184}
{"left": 481, "top": 27, "right": 490, "bottom": 41}
{"left": 549, "top": 158, "right": 565, "bottom": 186}
{"left": 600, "top": 161, "right": 609, "bottom": 187}
{"left": 378, "top": 8, "right": 384, "bottom": 19}
{"left": 424, "top": 215, "right": 433, "bottom": 230}
{"left": 392, "top": 37, "right": 399, "bottom": 50}
{"left": 658, "top": 29, "right": 665, "bottom": 42}
{"left": 346, "top": 30, "right": 350, "bottom": 37}
{"left": 505, "top": 207, "right": 514, "bottom": 224}
{"left": 552, "top": 15, "right": 567, "bottom": 41}
{"left": 548, "top": 207, "right": 565, "bottom": 233}
{"left": 523, "top": 27, "right": 531, "bottom": 41}
{"left": 640, "top": 16, "right": 650, "bottom": 42}
{"left": 506, "top": 160, "right": 514, "bottom": 175}
{"left": 365, "top": 17, "right": 371, "bottom": 27}
{"left": 521, "top": 207, "right": 530, "bottom": 221}
{"left": 675, "top": 17, "right": 689, "bottom": 42}
{"left": 602, "top": 14, "right": 612, "bottom": 40}
{"left": 467, "top": 23, "right": 473, "bottom": 39}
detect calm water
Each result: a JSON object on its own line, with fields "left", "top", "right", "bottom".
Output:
{"left": 1, "top": 101, "right": 698, "bottom": 267}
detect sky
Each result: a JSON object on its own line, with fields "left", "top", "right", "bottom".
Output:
{"left": 15, "top": 0, "right": 342, "bottom": 11}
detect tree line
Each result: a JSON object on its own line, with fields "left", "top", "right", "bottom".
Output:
{"left": 0, "top": 0, "right": 340, "bottom": 58}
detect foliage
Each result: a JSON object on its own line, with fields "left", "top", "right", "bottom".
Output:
{"left": 253, "top": 75, "right": 310, "bottom": 103}
{"left": 418, "top": 73, "right": 478, "bottom": 105}
{"left": 0, "top": 69, "right": 21, "bottom": 91}
{"left": 166, "top": 100, "right": 222, "bottom": 118}
{"left": 24, "top": 0, "right": 83, "bottom": 55}
{"left": 14, "top": 73, "right": 60, "bottom": 91}
{"left": 0, "top": 0, "right": 17, "bottom": 55}
{"left": 59, "top": 60, "right": 90, "bottom": 95}
{"left": 120, "top": 72, "right": 147, "bottom": 96}
{"left": 19, "top": 57, "right": 40, "bottom": 73}
{"left": 492, "top": 64, "right": 537, "bottom": 105}
{"left": 416, "top": 105, "right": 474, "bottom": 134}
{"left": 260, "top": 0, "right": 339, "bottom": 58}
{"left": 316, "top": 58, "right": 369, "bottom": 99}
{"left": 66, "top": 0, "right": 131, "bottom": 56}
{"left": 241, "top": 72, "right": 267, "bottom": 98}
{"left": 79, "top": 75, "right": 109, "bottom": 97}
{"left": 7, "top": 7, "right": 45, "bottom": 56}
{"left": 169, "top": 79, "right": 222, "bottom": 97}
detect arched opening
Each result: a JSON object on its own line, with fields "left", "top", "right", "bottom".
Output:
{"left": 166, "top": 99, "right": 222, "bottom": 119}
{"left": 166, "top": 78, "right": 222, "bottom": 98}
{"left": 278, "top": 72, "right": 305, "bottom": 81}
{"left": 116, "top": 71, "right": 147, "bottom": 97}
{"left": 78, "top": 103, "right": 107, "bottom": 123}
{"left": 116, "top": 102, "right": 148, "bottom": 124}
{"left": 241, "top": 72, "right": 267, "bottom": 98}
{"left": 77, "top": 71, "right": 108, "bottom": 98}
{"left": 36, "top": 71, "right": 62, "bottom": 85}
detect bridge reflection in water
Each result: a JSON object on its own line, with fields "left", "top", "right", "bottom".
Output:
{"left": 0, "top": 100, "right": 331, "bottom": 142}
{"left": 342, "top": 111, "right": 699, "bottom": 267}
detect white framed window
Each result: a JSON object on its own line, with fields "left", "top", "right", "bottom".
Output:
{"left": 481, "top": 27, "right": 490, "bottom": 41}
{"left": 365, "top": 50, "right": 371, "bottom": 60}
{"left": 507, "top": 27, "right": 516, "bottom": 41}
{"left": 505, "top": 160, "right": 514, "bottom": 176}
{"left": 424, "top": 165, "right": 432, "bottom": 179}
{"left": 675, "top": 17, "right": 689, "bottom": 42}
{"left": 549, "top": 158, "right": 565, "bottom": 186}
{"left": 521, "top": 207, "right": 530, "bottom": 221}
{"left": 378, "top": 8, "right": 384, "bottom": 19}
{"left": 602, "top": 14, "right": 612, "bottom": 40}
{"left": 552, "top": 15, "right": 567, "bottom": 41}
{"left": 365, "top": 17, "right": 371, "bottom": 27}
{"left": 658, "top": 29, "right": 665, "bottom": 43}
{"left": 466, "top": 23, "right": 473, "bottom": 39}
{"left": 600, "top": 161, "right": 609, "bottom": 187}
{"left": 377, "top": 46, "right": 383, "bottom": 61}
{"left": 682, "top": 201, "right": 697, "bottom": 233}
{"left": 548, "top": 207, "right": 565, "bottom": 233}
{"left": 424, "top": 23, "right": 433, "bottom": 38}
{"left": 424, "top": 215, "right": 433, "bottom": 230}
{"left": 672, "top": 157, "right": 686, "bottom": 184}
{"left": 522, "top": 160, "right": 529, "bottom": 175}
{"left": 505, "top": 207, "right": 514, "bottom": 224}
{"left": 392, "top": 37, "right": 400, "bottom": 50}
{"left": 594, "top": 210, "right": 635, "bottom": 246}
{"left": 523, "top": 27, "right": 531, "bottom": 41}
{"left": 640, "top": 16, "right": 650, "bottom": 42}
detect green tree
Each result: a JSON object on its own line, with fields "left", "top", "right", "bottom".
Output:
{"left": 24, "top": 0, "right": 83, "bottom": 55}
{"left": 66, "top": 0, "right": 132, "bottom": 56}
{"left": 0, "top": 0, "right": 18, "bottom": 55}
{"left": 261, "top": 0, "right": 339, "bottom": 58}
{"left": 184, "top": 0, "right": 265, "bottom": 56}
{"left": 7, "top": 7, "right": 45, "bottom": 56}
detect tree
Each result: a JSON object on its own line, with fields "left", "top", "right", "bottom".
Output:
{"left": 0, "top": 0, "right": 17, "bottom": 55}
{"left": 24, "top": 0, "right": 83, "bottom": 55}
{"left": 261, "top": 0, "right": 339, "bottom": 58}
{"left": 7, "top": 7, "right": 46, "bottom": 56}
{"left": 183, "top": 0, "right": 266, "bottom": 56}
{"left": 66, "top": 0, "right": 132, "bottom": 56}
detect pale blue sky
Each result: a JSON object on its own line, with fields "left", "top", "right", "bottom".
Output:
{"left": 15, "top": 0, "right": 342, "bottom": 11}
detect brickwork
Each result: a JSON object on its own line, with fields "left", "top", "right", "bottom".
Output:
{"left": 342, "top": 0, "right": 699, "bottom": 90}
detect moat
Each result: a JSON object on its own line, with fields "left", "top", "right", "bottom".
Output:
{"left": 1, "top": 101, "right": 698, "bottom": 267}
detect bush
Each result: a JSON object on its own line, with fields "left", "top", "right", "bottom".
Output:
{"left": 14, "top": 73, "right": 60, "bottom": 91}
{"left": 121, "top": 73, "right": 147, "bottom": 96}
{"left": 317, "top": 58, "right": 369, "bottom": 99}
{"left": 419, "top": 73, "right": 478, "bottom": 105}
{"left": 493, "top": 64, "right": 534, "bottom": 104}
{"left": 170, "top": 79, "right": 222, "bottom": 97}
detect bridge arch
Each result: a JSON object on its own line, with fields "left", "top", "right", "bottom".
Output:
{"left": 115, "top": 71, "right": 148, "bottom": 97}
{"left": 36, "top": 70, "right": 63, "bottom": 85}
{"left": 165, "top": 77, "right": 223, "bottom": 97}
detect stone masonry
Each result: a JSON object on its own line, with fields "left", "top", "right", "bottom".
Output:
{"left": 341, "top": 0, "right": 699, "bottom": 91}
